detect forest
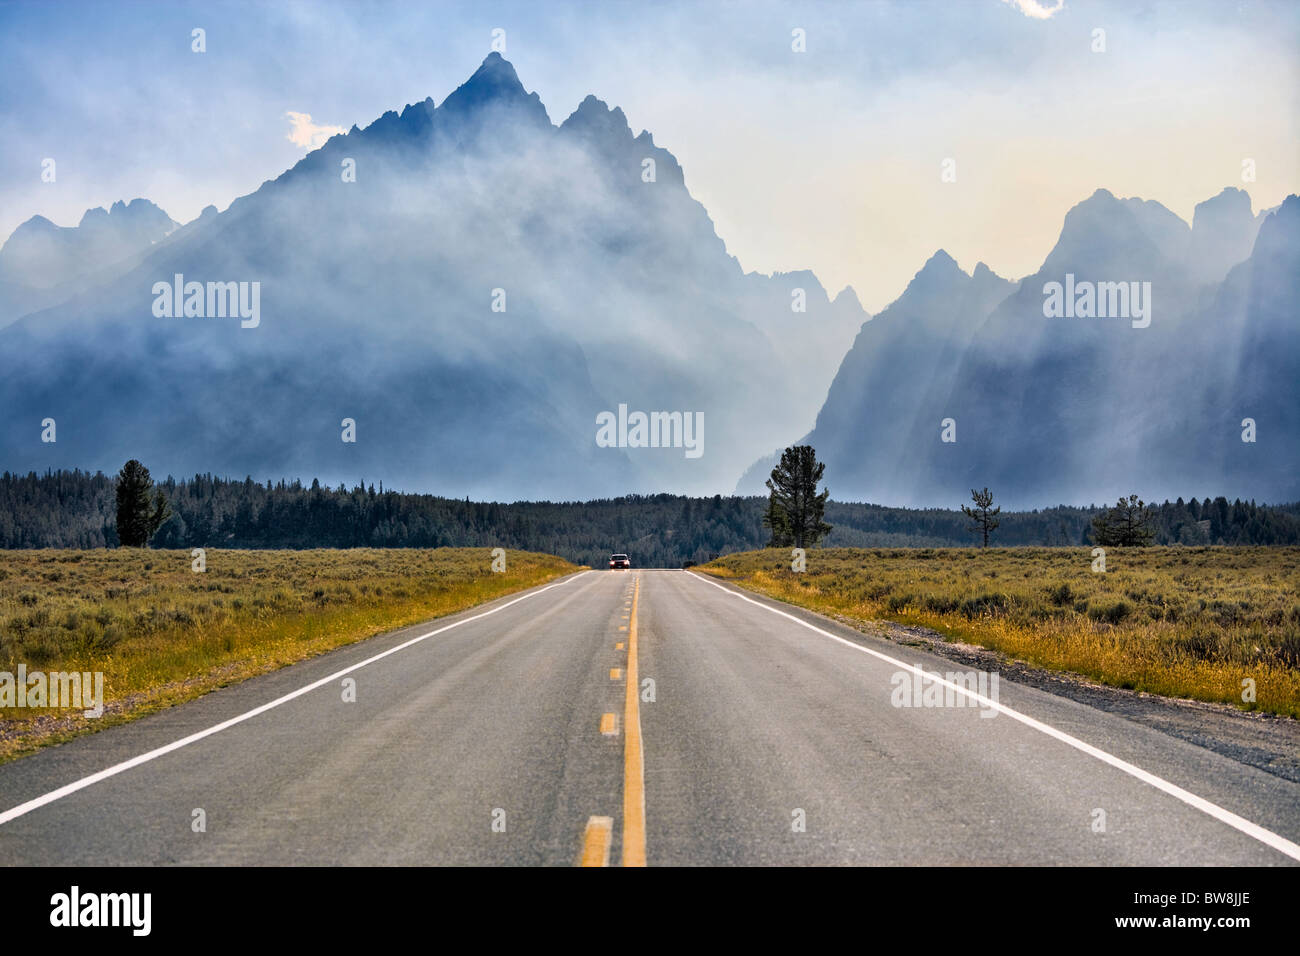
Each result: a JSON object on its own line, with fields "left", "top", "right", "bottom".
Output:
{"left": 3, "top": 469, "right": 1298, "bottom": 567}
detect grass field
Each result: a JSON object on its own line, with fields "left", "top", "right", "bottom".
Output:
{"left": 0, "top": 548, "right": 578, "bottom": 761}
{"left": 700, "top": 547, "right": 1300, "bottom": 718}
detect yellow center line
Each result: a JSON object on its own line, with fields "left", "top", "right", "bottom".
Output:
{"left": 610, "top": 668, "right": 622, "bottom": 680}
{"left": 622, "top": 574, "right": 647, "bottom": 866}
{"left": 578, "top": 816, "right": 613, "bottom": 867}
{"left": 615, "top": 642, "right": 624, "bottom": 650}
{"left": 599, "top": 712, "right": 619, "bottom": 736}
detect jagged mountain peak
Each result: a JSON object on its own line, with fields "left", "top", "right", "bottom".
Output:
{"left": 832, "top": 286, "right": 864, "bottom": 311}
{"left": 571, "top": 93, "right": 616, "bottom": 117}
{"left": 1251, "top": 192, "right": 1300, "bottom": 251}
{"left": 1186, "top": 186, "right": 1264, "bottom": 283}
{"left": 561, "top": 94, "right": 631, "bottom": 138}
{"left": 78, "top": 206, "right": 110, "bottom": 227}
{"left": 5, "top": 198, "right": 175, "bottom": 244}
{"left": 924, "top": 247, "right": 960, "bottom": 268}
{"left": 340, "top": 54, "right": 551, "bottom": 154}
{"left": 1063, "top": 187, "right": 1161, "bottom": 229}
{"left": 1067, "top": 188, "right": 1185, "bottom": 234}
{"left": 911, "top": 248, "right": 967, "bottom": 284}
{"left": 77, "top": 198, "right": 173, "bottom": 230}
{"left": 439, "top": 52, "right": 547, "bottom": 119}
{"left": 853, "top": 249, "right": 976, "bottom": 319}
{"left": 8, "top": 214, "right": 57, "bottom": 237}
{"left": 0, "top": 198, "right": 178, "bottom": 296}
{"left": 475, "top": 50, "right": 519, "bottom": 82}
{"left": 1192, "top": 185, "right": 1255, "bottom": 230}
{"left": 1040, "top": 188, "right": 1186, "bottom": 279}
{"left": 970, "top": 260, "right": 1012, "bottom": 292}
{"left": 1196, "top": 185, "right": 1252, "bottom": 212}
{"left": 398, "top": 96, "right": 436, "bottom": 121}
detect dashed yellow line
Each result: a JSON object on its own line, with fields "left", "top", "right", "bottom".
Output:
{"left": 579, "top": 580, "right": 645, "bottom": 866}
{"left": 578, "top": 816, "right": 613, "bottom": 867}
{"left": 622, "top": 575, "right": 646, "bottom": 866}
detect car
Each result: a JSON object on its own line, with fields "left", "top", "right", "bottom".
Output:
{"left": 609, "top": 553, "right": 631, "bottom": 570}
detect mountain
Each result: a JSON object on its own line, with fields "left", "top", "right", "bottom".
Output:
{"left": 771, "top": 187, "right": 1298, "bottom": 507}
{"left": 1186, "top": 187, "right": 1267, "bottom": 284}
{"left": 737, "top": 251, "right": 1012, "bottom": 496}
{"left": 0, "top": 198, "right": 178, "bottom": 328}
{"left": 737, "top": 271, "right": 866, "bottom": 403}
{"left": 8, "top": 57, "right": 1285, "bottom": 509}
{"left": 0, "top": 54, "right": 864, "bottom": 499}
{"left": 0, "top": 198, "right": 177, "bottom": 288}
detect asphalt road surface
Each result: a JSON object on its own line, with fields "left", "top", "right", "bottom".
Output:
{"left": 1, "top": 570, "right": 1297, "bottom": 865}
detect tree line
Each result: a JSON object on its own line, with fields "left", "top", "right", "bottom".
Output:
{"left": 2, "top": 467, "right": 1298, "bottom": 565}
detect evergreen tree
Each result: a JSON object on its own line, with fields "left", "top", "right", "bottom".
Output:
{"left": 114, "top": 460, "right": 171, "bottom": 547}
{"left": 1091, "top": 494, "right": 1156, "bottom": 546}
{"left": 763, "top": 446, "right": 832, "bottom": 548}
{"left": 960, "top": 487, "right": 1001, "bottom": 547}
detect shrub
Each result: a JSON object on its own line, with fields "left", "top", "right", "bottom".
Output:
{"left": 1047, "top": 583, "right": 1075, "bottom": 606}
{"left": 1088, "top": 600, "right": 1132, "bottom": 625}
{"left": 960, "top": 592, "right": 1010, "bottom": 619}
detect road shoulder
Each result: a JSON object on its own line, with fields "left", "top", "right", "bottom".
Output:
{"left": 691, "top": 570, "right": 1300, "bottom": 785}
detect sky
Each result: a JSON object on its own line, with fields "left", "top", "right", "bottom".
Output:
{"left": 1, "top": 0, "right": 1297, "bottom": 312}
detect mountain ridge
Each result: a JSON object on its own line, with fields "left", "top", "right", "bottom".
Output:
{"left": 742, "top": 185, "right": 1299, "bottom": 506}
{"left": 0, "top": 54, "right": 864, "bottom": 500}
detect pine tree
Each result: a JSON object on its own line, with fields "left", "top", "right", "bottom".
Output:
{"left": 961, "top": 487, "right": 1001, "bottom": 547}
{"left": 1091, "top": 494, "right": 1155, "bottom": 546}
{"left": 114, "top": 460, "right": 172, "bottom": 547}
{"left": 763, "top": 446, "right": 832, "bottom": 548}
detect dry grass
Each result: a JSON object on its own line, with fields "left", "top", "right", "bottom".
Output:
{"left": 0, "top": 548, "right": 578, "bottom": 761}
{"left": 700, "top": 547, "right": 1300, "bottom": 718}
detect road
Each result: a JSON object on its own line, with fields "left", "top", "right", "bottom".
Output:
{"left": 1, "top": 569, "right": 1297, "bottom": 865}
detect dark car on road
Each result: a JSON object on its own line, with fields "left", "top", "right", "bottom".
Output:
{"left": 609, "top": 553, "right": 631, "bottom": 570}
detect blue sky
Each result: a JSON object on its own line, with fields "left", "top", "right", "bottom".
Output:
{"left": 2, "top": 0, "right": 1297, "bottom": 310}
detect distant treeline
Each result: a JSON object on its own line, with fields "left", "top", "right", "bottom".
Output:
{"left": 3, "top": 470, "right": 1299, "bottom": 566}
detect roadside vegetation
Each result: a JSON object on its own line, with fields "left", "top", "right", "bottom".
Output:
{"left": 0, "top": 548, "right": 577, "bottom": 761}
{"left": 700, "top": 547, "right": 1300, "bottom": 718}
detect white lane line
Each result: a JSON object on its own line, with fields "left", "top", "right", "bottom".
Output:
{"left": 688, "top": 570, "right": 1300, "bottom": 863}
{"left": 0, "top": 571, "right": 590, "bottom": 827}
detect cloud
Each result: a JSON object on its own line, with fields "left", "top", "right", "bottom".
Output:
{"left": 284, "top": 111, "right": 347, "bottom": 149}
{"left": 1001, "top": 0, "right": 1065, "bottom": 19}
